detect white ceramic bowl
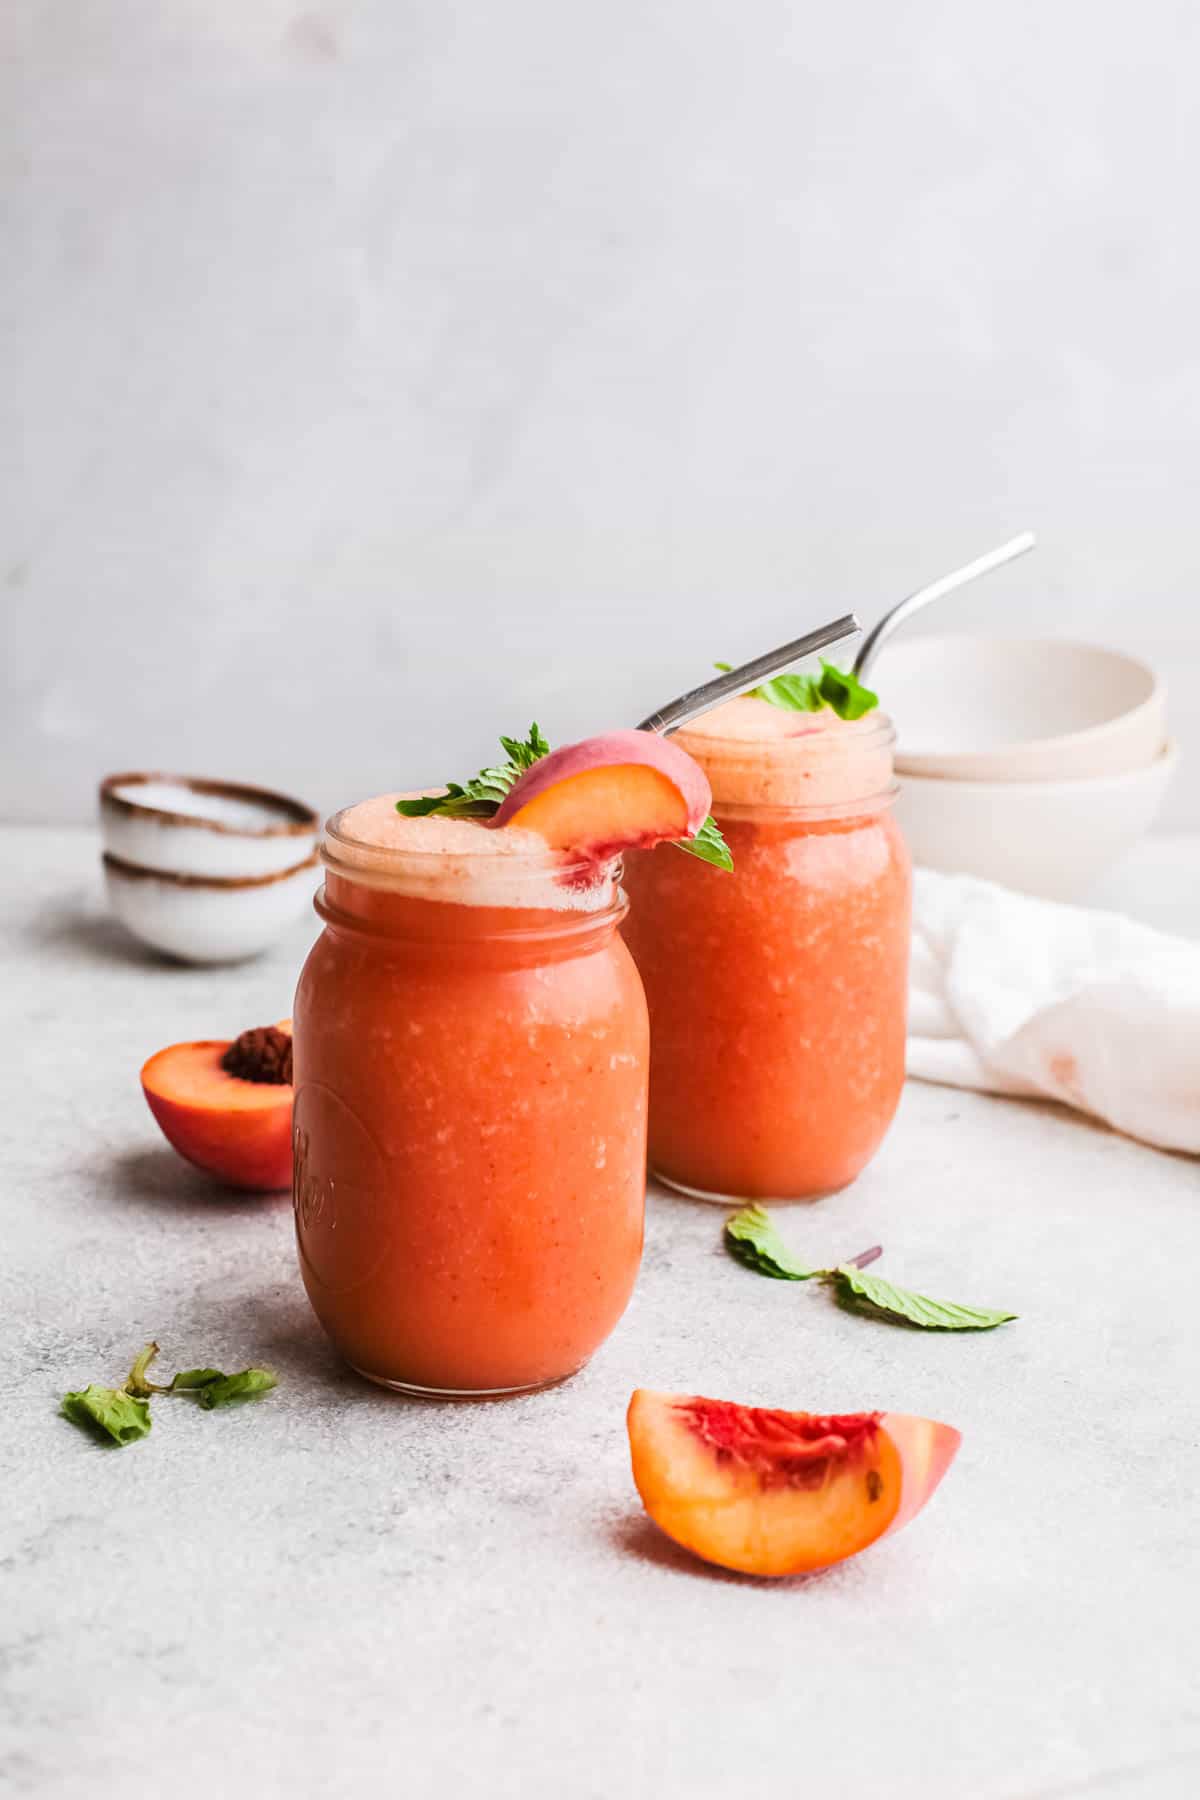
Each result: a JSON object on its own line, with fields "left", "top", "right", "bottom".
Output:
{"left": 103, "top": 851, "right": 320, "bottom": 963}
{"left": 881, "top": 637, "right": 1166, "bottom": 781}
{"left": 894, "top": 743, "right": 1179, "bottom": 900}
{"left": 99, "top": 772, "right": 319, "bottom": 877}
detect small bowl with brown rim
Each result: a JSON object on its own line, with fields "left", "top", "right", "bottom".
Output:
{"left": 99, "top": 772, "right": 320, "bottom": 963}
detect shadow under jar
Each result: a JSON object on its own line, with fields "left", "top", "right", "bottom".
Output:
{"left": 293, "top": 802, "right": 649, "bottom": 1395}
{"left": 623, "top": 705, "right": 910, "bottom": 1202}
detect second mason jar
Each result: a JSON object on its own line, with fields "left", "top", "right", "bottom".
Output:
{"left": 622, "top": 702, "right": 911, "bottom": 1201}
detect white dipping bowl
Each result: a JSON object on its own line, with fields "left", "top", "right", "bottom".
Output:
{"left": 883, "top": 637, "right": 1166, "bottom": 781}
{"left": 100, "top": 772, "right": 319, "bottom": 877}
{"left": 103, "top": 852, "right": 319, "bottom": 964}
{"left": 894, "top": 744, "right": 1179, "bottom": 900}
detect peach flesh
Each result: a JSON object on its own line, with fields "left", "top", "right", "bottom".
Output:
{"left": 141, "top": 1034, "right": 294, "bottom": 1192}
{"left": 490, "top": 730, "right": 711, "bottom": 855}
{"left": 627, "top": 1389, "right": 960, "bottom": 1578}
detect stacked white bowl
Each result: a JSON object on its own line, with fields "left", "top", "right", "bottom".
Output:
{"left": 99, "top": 773, "right": 321, "bottom": 962}
{"left": 885, "top": 638, "right": 1175, "bottom": 899}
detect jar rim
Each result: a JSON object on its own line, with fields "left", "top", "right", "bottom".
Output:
{"left": 672, "top": 710, "right": 896, "bottom": 754}
{"left": 712, "top": 783, "right": 900, "bottom": 824}
{"left": 324, "top": 806, "right": 614, "bottom": 877}
{"left": 321, "top": 807, "right": 622, "bottom": 912}
{"left": 674, "top": 711, "right": 897, "bottom": 814}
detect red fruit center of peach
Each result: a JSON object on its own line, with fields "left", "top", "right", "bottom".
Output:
{"left": 679, "top": 1399, "right": 882, "bottom": 1491}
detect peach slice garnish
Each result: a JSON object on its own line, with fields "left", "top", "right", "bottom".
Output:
{"left": 627, "top": 1388, "right": 960, "bottom": 1577}
{"left": 490, "top": 730, "right": 711, "bottom": 858}
{"left": 141, "top": 1023, "right": 294, "bottom": 1193}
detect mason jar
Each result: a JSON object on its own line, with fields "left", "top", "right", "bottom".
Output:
{"left": 623, "top": 707, "right": 910, "bottom": 1201}
{"left": 293, "top": 800, "right": 648, "bottom": 1394}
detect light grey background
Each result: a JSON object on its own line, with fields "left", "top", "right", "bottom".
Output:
{"left": 4, "top": 2, "right": 1198, "bottom": 826}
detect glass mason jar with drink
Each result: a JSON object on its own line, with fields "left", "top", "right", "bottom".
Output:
{"left": 623, "top": 682, "right": 910, "bottom": 1202}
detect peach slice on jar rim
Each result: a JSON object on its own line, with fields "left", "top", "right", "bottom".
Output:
{"left": 489, "top": 730, "right": 712, "bottom": 858}
{"left": 627, "top": 1388, "right": 960, "bottom": 1578}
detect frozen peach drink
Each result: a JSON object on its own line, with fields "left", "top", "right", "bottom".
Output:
{"left": 293, "top": 728, "right": 712, "bottom": 1394}
{"left": 623, "top": 695, "right": 910, "bottom": 1201}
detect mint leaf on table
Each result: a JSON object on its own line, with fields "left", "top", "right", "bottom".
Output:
{"left": 125, "top": 1341, "right": 230, "bottom": 1396}
{"left": 724, "top": 1205, "right": 1015, "bottom": 1331}
{"left": 168, "top": 1368, "right": 226, "bottom": 1392}
{"left": 831, "top": 1265, "right": 1017, "bottom": 1331}
{"left": 60, "top": 1386, "right": 152, "bottom": 1447}
{"left": 714, "top": 660, "right": 878, "bottom": 721}
{"left": 396, "top": 723, "right": 552, "bottom": 820}
{"left": 194, "top": 1369, "right": 278, "bottom": 1409}
{"left": 397, "top": 722, "right": 734, "bottom": 870}
{"left": 60, "top": 1344, "right": 278, "bottom": 1445}
{"left": 725, "top": 1205, "right": 821, "bottom": 1280}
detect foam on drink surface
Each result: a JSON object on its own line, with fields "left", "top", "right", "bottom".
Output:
{"left": 327, "top": 794, "right": 616, "bottom": 910}
{"left": 674, "top": 698, "right": 894, "bottom": 810}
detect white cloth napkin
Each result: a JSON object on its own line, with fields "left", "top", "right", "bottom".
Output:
{"left": 908, "top": 869, "right": 1200, "bottom": 1153}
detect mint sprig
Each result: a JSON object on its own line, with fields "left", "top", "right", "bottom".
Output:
{"left": 396, "top": 724, "right": 552, "bottom": 820}
{"left": 60, "top": 1342, "right": 278, "bottom": 1447}
{"left": 397, "top": 724, "right": 733, "bottom": 871}
{"left": 723, "top": 1206, "right": 1015, "bottom": 1332}
{"left": 715, "top": 660, "right": 878, "bottom": 721}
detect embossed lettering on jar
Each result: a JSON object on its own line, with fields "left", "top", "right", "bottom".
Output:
{"left": 623, "top": 702, "right": 910, "bottom": 1202}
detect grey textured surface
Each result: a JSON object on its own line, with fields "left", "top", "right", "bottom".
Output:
{"left": 2, "top": 828, "right": 1199, "bottom": 1800}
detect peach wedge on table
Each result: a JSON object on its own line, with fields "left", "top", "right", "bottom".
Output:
{"left": 627, "top": 1389, "right": 961, "bottom": 1577}
{"left": 490, "top": 730, "right": 711, "bottom": 857}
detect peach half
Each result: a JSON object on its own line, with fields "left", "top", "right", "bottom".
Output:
{"left": 141, "top": 1022, "right": 294, "bottom": 1193}
{"left": 490, "top": 730, "right": 711, "bottom": 858}
{"left": 627, "top": 1389, "right": 960, "bottom": 1578}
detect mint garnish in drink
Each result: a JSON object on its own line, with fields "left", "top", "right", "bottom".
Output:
{"left": 397, "top": 725, "right": 733, "bottom": 871}
{"left": 395, "top": 725, "right": 553, "bottom": 821}
{"left": 715, "top": 660, "right": 879, "bottom": 721}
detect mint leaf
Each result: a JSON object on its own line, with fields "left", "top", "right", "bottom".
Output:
{"left": 814, "top": 661, "right": 878, "bottom": 721}
{"left": 195, "top": 1368, "right": 278, "bottom": 1410}
{"left": 168, "top": 1368, "right": 225, "bottom": 1392}
{"left": 715, "top": 660, "right": 878, "bottom": 720}
{"left": 725, "top": 1205, "right": 821, "bottom": 1280}
{"left": 497, "top": 726, "right": 551, "bottom": 771}
{"left": 396, "top": 724, "right": 551, "bottom": 820}
{"left": 831, "top": 1265, "right": 1016, "bottom": 1331}
{"left": 752, "top": 670, "right": 825, "bottom": 711}
{"left": 672, "top": 814, "right": 733, "bottom": 872}
{"left": 61, "top": 1386, "right": 152, "bottom": 1447}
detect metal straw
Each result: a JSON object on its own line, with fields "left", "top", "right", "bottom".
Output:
{"left": 852, "top": 531, "right": 1036, "bottom": 682}
{"left": 637, "top": 613, "right": 861, "bottom": 736}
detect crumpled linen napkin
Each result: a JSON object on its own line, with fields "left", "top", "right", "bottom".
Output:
{"left": 908, "top": 869, "right": 1200, "bottom": 1153}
